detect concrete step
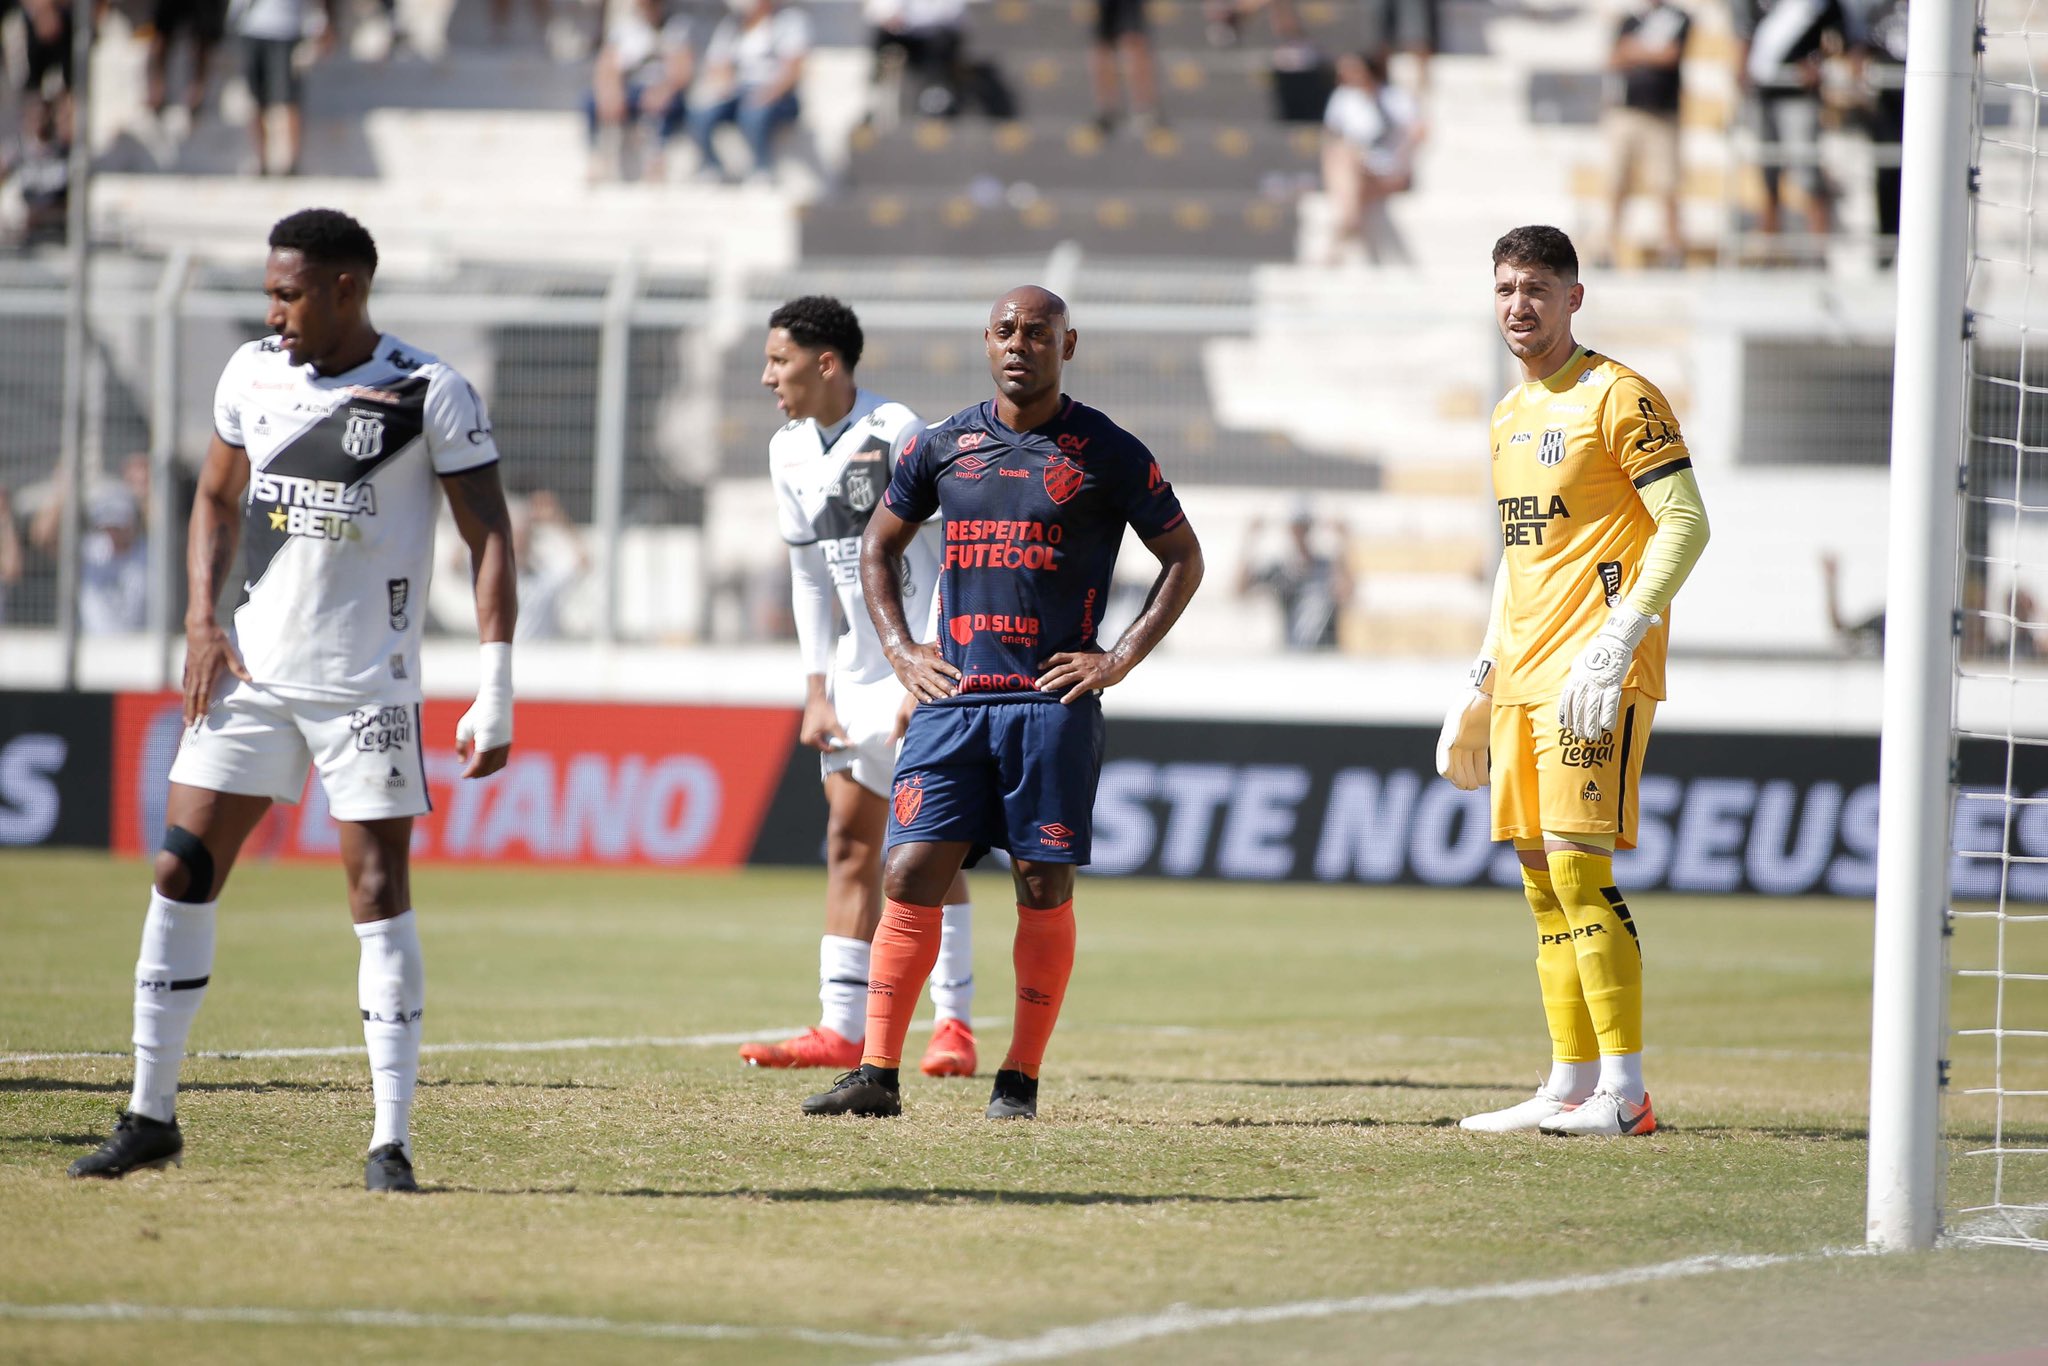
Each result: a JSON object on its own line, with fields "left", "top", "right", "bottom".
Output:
{"left": 844, "top": 117, "right": 1320, "bottom": 194}
{"left": 800, "top": 188, "right": 1297, "bottom": 262}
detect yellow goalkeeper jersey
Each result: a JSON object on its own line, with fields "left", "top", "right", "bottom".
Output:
{"left": 1489, "top": 345, "right": 1692, "bottom": 706}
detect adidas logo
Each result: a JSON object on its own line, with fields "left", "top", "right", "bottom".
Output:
{"left": 1581, "top": 780, "right": 1601, "bottom": 802}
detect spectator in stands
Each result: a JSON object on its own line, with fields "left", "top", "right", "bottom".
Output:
{"left": 1319, "top": 49, "right": 1422, "bottom": 265}
{"left": 1734, "top": 0, "right": 1847, "bottom": 245}
{"left": 1092, "top": 0, "right": 1161, "bottom": 134}
{"left": 1237, "top": 506, "right": 1354, "bottom": 651}
{"left": 1820, "top": 551, "right": 1882, "bottom": 654}
{"left": 1203, "top": 0, "right": 1304, "bottom": 48}
{"left": 1604, "top": 0, "right": 1691, "bottom": 269}
{"left": 685, "top": 0, "right": 810, "bottom": 183}
{"left": 513, "top": 489, "right": 591, "bottom": 639}
{"left": 1, "top": 93, "right": 70, "bottom": 246}
{"left": 1853, "top": 0, "right": 1907, "bottom": 265}
{"left": 865, "top": 0, "right": 966, "bottom": 118}
{"left": 1348, "top": 0, "right": 1439, "bottom": 92}
{"left": 30, "top": 467, "right": 151, "bottom": 635}
{"left": 145, "top": 0, "right": 228, "bottom": 125}
{"left": 586, "top": 0, "right": 696, "bottom": 181}
{"left": 18, "top": 0, "right": 74, "bottom": 107}
{"left": 234, "top": 0, "right": 337, "bottom": 175}
{"left": 0, "top": 486, "right": 22, "bottom": 627}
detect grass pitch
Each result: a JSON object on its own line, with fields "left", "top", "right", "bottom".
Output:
{"left": 3, "top": 850, "right": 2045, "bottom": 1365}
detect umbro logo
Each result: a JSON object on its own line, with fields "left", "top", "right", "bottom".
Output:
{"left": 1038, "top": 822, "right": 1072, "bottom": 849}
{"left": 1581, "top": 780, "right": 1601, "bottom": 802}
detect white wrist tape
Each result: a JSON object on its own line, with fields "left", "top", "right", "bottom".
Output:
{"left": 457, "top": 641, "right": 514, "bottom": 754}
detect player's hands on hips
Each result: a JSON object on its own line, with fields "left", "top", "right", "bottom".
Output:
{"left": 181, "top": 618, "right": 252, "bottom": 726}
{"left": 800, "top": 694, "right": 850, "bottom": 752}
{"left": 889, "top": 640, "right": 961, "bottom": 703}
{"left": 1557, "top": 605, "right": 1658, "bottom": 742}
{"left": 1037, "top": 646, "right": 1124, "bottom": 704}
{"left": 1434, "top": 655, "right": 1494, "bottom": 791}
{"left": 456, "top": 641, "right": 513, "bottom": 778}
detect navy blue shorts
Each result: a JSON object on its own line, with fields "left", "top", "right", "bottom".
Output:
{"left": 887, "top": 696, "right": 1104, "bottom": 865}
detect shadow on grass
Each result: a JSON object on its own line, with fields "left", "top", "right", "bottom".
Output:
{"left": 1671, "top": 1123, "right": 1869, "bottom": 1142}
{"left": 0, "top": 1077, "right": 612, "bottom": 1096}
{"left": 3, "top": 1132, "right": 104, "bottom": 1148}
{"left": 1183, "top": 1115, "right": 1450, "bottom": 1130}
{"left": 1080, "top": 1074, "right": 1515, "bottom": 1093}
{"left": 436, "top": 1185, "right": 1312, "bottom": 1206}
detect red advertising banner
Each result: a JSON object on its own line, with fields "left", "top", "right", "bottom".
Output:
{"left": 112, "top": 693, "right": 798, "bottom": 869}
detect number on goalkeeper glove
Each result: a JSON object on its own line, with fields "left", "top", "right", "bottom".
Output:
{"left": 1435, "top": 656, "right": 1494, "bottom": 791}
{"left": 1556, "top": 605, "right": 1658, "bottom": 742}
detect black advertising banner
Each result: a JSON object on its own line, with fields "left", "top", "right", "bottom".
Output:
{"left": 0, "top": 691, "right": 113, "bottom": 849}
{"left": 750, "top": 715, "right": 2048, "bottom": 900}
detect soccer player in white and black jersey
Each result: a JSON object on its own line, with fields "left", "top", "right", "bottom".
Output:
{"left": 67, "top": 209, "right": 518, "bottom": 1193}
{"left": 739, "top": 296, "right": 979, "bottom": 1076}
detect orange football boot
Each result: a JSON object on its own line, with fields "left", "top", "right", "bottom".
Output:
{"left": 919, "top": 1017, "right": 979, "bottom": 1077}
{"left": 739, "top": 1026, "right": 862, "bottom": 1069}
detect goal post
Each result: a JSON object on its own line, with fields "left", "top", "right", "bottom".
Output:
{"left": 1866, "top": 0, "right": 1981, "bottom": 1253}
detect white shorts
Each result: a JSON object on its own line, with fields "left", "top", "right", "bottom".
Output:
{"left": 167, "top": 680, "right": 431, "bottom": 822}
{"left": 821, "top": 673, "right": 907, "bottom": 800}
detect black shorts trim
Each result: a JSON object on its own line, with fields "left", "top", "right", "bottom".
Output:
{"left": 1616, "top": 702, "right": 1636, "bottom": 835}
{"left": 414, "top": 702, "right": 432, "bottom": 814}
{"left": 1632, "top": 457, "right": 1692, "bottom": 488}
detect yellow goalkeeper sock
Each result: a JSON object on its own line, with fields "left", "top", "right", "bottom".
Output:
{"left": 1523, "top": 864, "right": 1600, "bottom": 1067}
{"left": 1549, "top": 850, "right": 1644, "bottom": 1058}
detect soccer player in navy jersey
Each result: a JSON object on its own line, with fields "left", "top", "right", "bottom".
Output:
{"left": 801, "top": 285, "right": 1204, "bottom": 1121}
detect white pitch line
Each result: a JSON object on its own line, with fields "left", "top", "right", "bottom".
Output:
{"left": 873, "top": 1249, "right": 1869, "bottom": 1366}
{"left": 0, "top": 1017, "right": 1013, "bottom": 1066}
{"left": 0, "top": 1301, "right": 959, "bottom": 1351}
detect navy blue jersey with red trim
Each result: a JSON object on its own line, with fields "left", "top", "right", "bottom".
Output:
{"left": 883, "top": 395, "right": 1185, "bottom": 704}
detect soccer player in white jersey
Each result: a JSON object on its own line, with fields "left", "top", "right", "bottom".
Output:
{"left": 738, "top": 296, "right": 979, "bottom": 1075}
{"left": 67, "top": 209, "right": 518, "bottom": 1193}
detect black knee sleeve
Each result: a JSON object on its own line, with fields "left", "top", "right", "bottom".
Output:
{"left": 162, "top": 826, "right": 216, "bottom": 904}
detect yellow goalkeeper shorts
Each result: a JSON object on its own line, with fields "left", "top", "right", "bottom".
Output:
{"left": 1490, "top": 690, "right": 1656, "bottom": 850}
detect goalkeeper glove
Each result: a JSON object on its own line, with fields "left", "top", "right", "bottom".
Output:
{"left": 456, "top": 641, "right": 514, "bottom": 772}
{"left": 1557, "top": 605, "right": 1658, "bottom": 742}
{"left": 1435, "top": 655, "right": 1494, "bottom": 792}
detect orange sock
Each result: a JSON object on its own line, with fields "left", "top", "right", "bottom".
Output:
{"left": 1002, "top": 900, "right": 1075, "bottom": 1079}
{"left": 862, "top": 899, "right": 943, "bottom": 1069}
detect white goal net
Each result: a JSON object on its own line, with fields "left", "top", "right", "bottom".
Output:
{"left": 1948, "top": 0, "right": 2048, "bottom": 1251}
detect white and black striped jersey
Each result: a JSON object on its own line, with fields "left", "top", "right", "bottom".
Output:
{"left": 770, "top": 390, "right": 939, "bottom": 686}
{"left": 212, "top": 332, "right": 499, "bottom": 704}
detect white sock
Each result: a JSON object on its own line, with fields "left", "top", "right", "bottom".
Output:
{"left": 130, "top": 890, "right": 217, "bottom": 1123}
{"left": 356, "top": 911, "right": 425, "bottom": 1156}
{"left": 1544, "top": 1059, "right": 1598, "bottom": 1104}
{"left": 928, "top": 902, "right": 974, "bottom": 1022}
{"left": 1598, "top": 1051, "right": 1646, "bottom": 1103}
{"left": 819, "top": 934, "right": 870, "bottom": 1043}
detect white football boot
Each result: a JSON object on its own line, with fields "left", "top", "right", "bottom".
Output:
{"left": 1459, "top": 1090, "right": 1578, "bottom": 1133}
{"left": 1538, "top": 1087, "right": 1657, "bottom": 1136}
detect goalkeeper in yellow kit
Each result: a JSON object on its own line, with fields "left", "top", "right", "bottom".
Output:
{"left": 1438, "top": 225, "right": 1710, "bottom": 1136}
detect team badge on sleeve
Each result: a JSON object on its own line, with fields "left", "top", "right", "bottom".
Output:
{"left": 1043, "top": 455, "right": 1084, "bottom": 505}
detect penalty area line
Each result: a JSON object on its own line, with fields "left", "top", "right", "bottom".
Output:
{"left": 873, "top": 1248, "right": 1873, "bottom": 1366}
{"left": 0, "top": 1301, "right": 971, "bottom": 1352}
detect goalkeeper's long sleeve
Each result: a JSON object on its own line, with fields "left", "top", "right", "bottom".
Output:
{"left": 1625, "top": 467, "right": 1710, "bottom": 618}
{"left": 1478, "top": 556, "right": 1508, "bottom": 662}
{"left": 787, "top": 543, "right": 838, "bottom": 677}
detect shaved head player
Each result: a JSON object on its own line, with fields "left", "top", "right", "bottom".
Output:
{"left": 803, "top": 285, "right": 1205, "bottom": 1121}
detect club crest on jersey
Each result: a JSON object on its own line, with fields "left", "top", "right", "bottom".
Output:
{"left": 845, "top": 468, "right": 877, "bottom": 512}
{"left": 1043, "top": 455, "right": 1084, "bottom": 505}
{"left": 1537, "top": 426, "right": 1567, "bottom": 467}
{"left": 342, "top": 411, "right": 386, "bottom": 460}
{"left": 892, "top": 776, "right": 923, "bottom": 827}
